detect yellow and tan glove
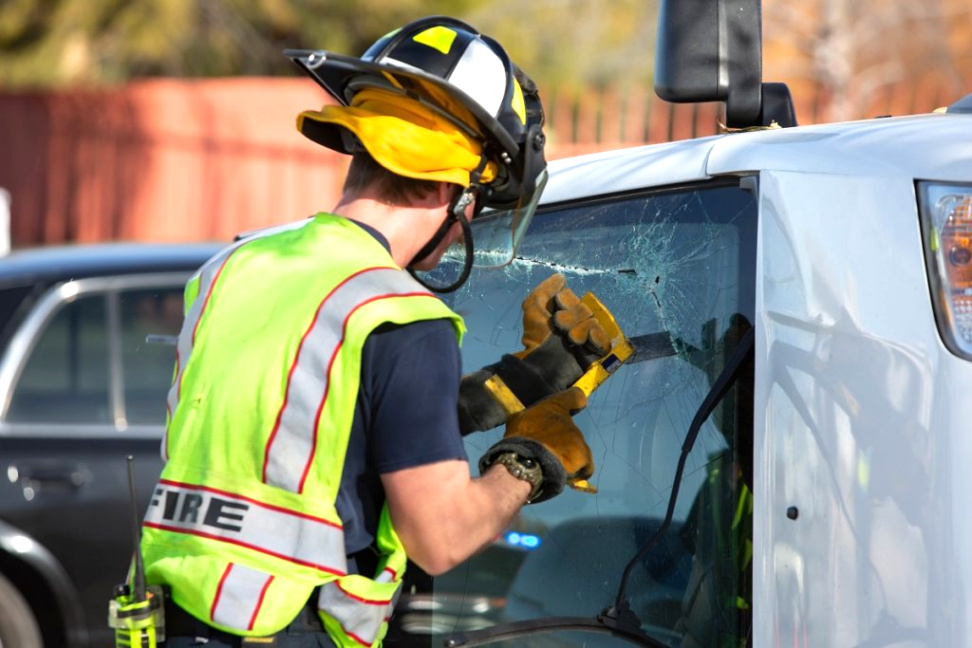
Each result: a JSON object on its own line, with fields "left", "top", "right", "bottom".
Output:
{"left": 458, "top": 274, "right": 611, "bottom": 435}
{"left": 478, "top": 388, "right": 596, "bottom": 503}
{"left": 517, "top": 273, "right": 611, "bottom": 356}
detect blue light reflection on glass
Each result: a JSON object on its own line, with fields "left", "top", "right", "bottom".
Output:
{"left": 504, "top": 531, "right": 541, "bottom": 549}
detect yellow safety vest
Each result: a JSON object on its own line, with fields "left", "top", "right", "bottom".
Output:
{"left": 141, "top": 214, "right": 465, "bottom": 646}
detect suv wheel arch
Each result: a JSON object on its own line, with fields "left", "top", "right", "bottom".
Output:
{"left": 0, "top": 522, "right": 87, "bottom": 648}
{"left": 0, "top": 569, "right": 42, "bottom": 648}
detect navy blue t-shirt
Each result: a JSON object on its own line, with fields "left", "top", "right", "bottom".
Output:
{"left": 334, "top": 222, "right": 468, "bottom": 560}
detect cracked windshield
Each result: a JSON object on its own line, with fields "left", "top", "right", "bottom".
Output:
{"left": 416, "top": 182, "right": 757, "bottom": 647}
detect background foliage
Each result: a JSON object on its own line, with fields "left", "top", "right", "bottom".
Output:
{"left": 0, "top": 0, "right": 658, "bottom": 91}
{"left": 0, "top": 0, "right": 969, "bottom": 118}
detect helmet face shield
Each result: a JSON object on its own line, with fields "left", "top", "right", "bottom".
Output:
{"left": 444, "top": 168, "right": 548, "bottom": 268}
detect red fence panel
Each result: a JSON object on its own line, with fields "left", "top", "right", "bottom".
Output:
{"left": 0, "top": 79, "right": 347, "bottom": 247}
{"left": 0, "top": 77, "right": 962, "bottom": 248}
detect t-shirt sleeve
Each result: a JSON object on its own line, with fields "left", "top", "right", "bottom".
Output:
{"left": 361, "top": 318, "right": 468, "bottom": 474}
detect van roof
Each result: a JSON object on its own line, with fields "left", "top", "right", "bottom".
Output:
{"left": 542, "top": 111, "right": 972, "bottom": 205}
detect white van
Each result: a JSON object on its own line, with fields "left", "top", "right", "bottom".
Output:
{"left": 398, "top": 1, "right": 972, "bottom": 646}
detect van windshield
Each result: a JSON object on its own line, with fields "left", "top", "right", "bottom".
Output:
{"left": 403, "top": 181, "right": 757, "bottom": 648}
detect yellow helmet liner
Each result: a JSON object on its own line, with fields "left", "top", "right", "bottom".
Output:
{"left": 297, "top": 88, "right": 498, "bottom": 187}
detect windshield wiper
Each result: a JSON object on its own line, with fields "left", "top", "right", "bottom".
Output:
{"left": 444, "top": 326, "right": 755, "bottom": 648}
{"left": 602, "top": 325, "right": 754, "bottom": 627}
{"left": 444, "top": 614, "right": 669, "bottom": 647}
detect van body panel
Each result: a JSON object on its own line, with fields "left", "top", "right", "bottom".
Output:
{"left": 755, "top": 169, "right": 972, "bottom": 645}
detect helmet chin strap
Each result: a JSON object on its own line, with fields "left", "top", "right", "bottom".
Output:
{"left": 408, "top": 188, "right": 476, "bottom": 294}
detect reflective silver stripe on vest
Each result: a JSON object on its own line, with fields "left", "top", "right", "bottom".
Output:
{"left": 163, "top": 242, "right": 244, "bottom": 460}
{"left": 143, "top": 480, "right": 347, "bottom": 576}
{"left": 317, "top": 577, "right": 401, "bottom": 647}
{"left": 375, "top": 566, "right": 396, "bottom": 584}
{"left": 262, "top": 267, "right": 433, "bottom": 493}
{"left": 211, "top": 563, "right": 274, "bottom": 631}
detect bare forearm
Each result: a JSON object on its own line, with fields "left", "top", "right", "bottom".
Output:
{"left": 382, "top": 460, "right": 530, "bottom": 576}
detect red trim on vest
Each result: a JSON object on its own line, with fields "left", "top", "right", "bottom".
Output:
{"left": 302, "top": 321, "right": 340, "bottom": 494}
{"left": 164, "top": 346, "right": 180, "bottom": 462}
{"left": 334, "top": 581, "right": 394, "bottom": 606}
{"left": 247, "top": 574, "right": 276, "bottom": 631}
{"left": 167, "top": 251, "right": 235, "bottom": 460}
{"left": 192, "top": 256, "right": 231, "bottom": 347}
{"left": 263, "top": 266, "right": 388, "bottom": 486}
{"left": 165, "top": 349, "right": 180, "bottom": 422}
{"left": 211, "top": 564, "right": 233, "bottom": 622}
{"left": 157, "top": 478, "right": 342, "bottom": 528}
{"left": 143, "top": 522, "right": 346, "bottom": 576}
{"left": 295, "top": 290, "right": 439, "bottom": 494}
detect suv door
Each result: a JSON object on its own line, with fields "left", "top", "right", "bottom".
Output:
{"left": 403, "top": 179, "right": 758, "bottom": 647}
{"left": 0, "top": 273, "right": 188, "bottom": 646}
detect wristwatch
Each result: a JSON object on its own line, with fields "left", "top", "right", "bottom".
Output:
{"left": 490, "top": 451, "right": 544, "bottom": 503}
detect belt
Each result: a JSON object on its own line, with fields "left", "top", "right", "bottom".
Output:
{"left": 164, "top": 593, "right": 326, "bottom": 645}
{"left": 160, "top": 549, "right": 379, "bottom": 644}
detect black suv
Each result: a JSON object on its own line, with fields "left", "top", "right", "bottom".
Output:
{"left": 0, "top": 242, "right": 220, "bottom": 648}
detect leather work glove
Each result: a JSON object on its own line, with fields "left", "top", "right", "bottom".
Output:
{"left": 458, "top": 273, "right": 613, "bottom": 435}
{"left": 517, "top": 273, "right": 611, "bottom": 356}
{"left": 478, "top": 388, "right": 596, "bottom": 504}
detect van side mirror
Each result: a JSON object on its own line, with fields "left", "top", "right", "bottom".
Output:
{"left": 655, "top": 0, "right": 796, "bottom": 128}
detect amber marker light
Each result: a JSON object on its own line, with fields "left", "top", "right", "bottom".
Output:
{"left": 919, "top": 182, "right": 972, "bottom": 358}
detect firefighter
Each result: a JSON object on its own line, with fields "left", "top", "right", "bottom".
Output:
{"left": 139, "top": 17, "right": 608, "bottom": 648}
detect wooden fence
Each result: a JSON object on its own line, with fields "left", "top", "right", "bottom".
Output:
{"left": 0, "top": 75, "right": 963, "bottom": 248}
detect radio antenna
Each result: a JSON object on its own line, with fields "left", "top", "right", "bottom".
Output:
{"left": 127, "top": 455, "right": 146, "bottom": 602}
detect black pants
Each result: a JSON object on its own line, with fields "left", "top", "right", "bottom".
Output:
{"left": 163, "top": 599, "right": 335, "bottom": 647}
{"left": 164, "top": 633, "right": 332, "bottom": 647}
{"left": 162, "top": 552, "right": 423, "bottom": 647}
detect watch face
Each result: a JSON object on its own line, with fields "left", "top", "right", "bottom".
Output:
{"left": 494, "top": 452, "right": 543, "bottom": 502}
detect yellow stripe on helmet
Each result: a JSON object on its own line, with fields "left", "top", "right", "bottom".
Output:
{"left": 511, "top": 79, "right": 526, "bottom": 125}
{"left": 413, "top": 26, "right": 458, "bottom": 55}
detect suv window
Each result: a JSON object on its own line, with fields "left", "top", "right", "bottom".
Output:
{"left": 419, "top": 181, "right": 757, "bottom": 647}
{"left": 7, "top": 284, "right": 184, "bottom": 427}
{"left": 120, "top": 288, "right": 185, "bottom": 425}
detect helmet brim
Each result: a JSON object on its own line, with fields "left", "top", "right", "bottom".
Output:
{"left": 285, "top": 49, "right": 520, "bottom": 161}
